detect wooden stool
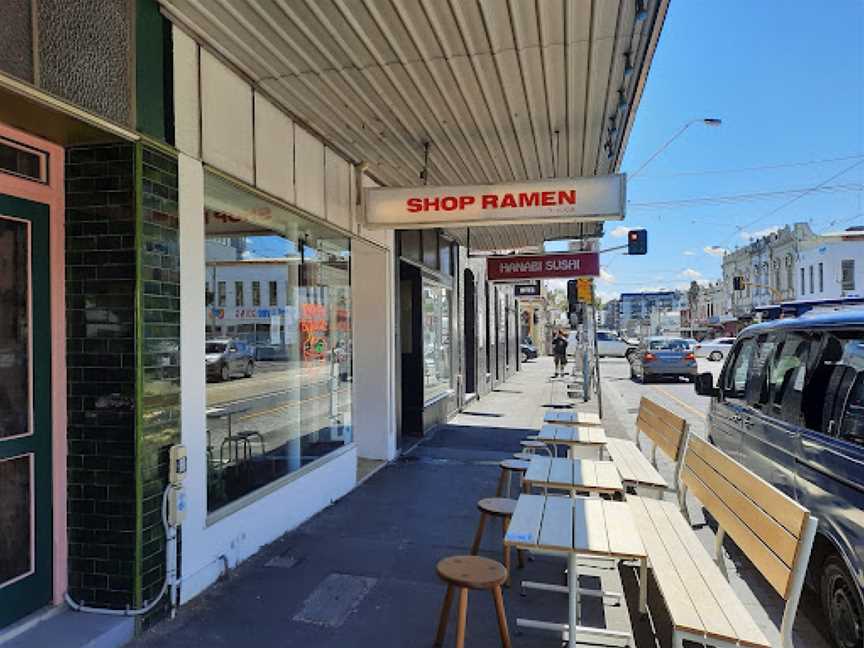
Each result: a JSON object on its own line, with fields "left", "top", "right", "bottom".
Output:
{"left": 434, "top": 556, "right": 511, "bottom": 648}
{"left": 470, "top": 498, "right": 525, "bottom": 586}
{"left": 496, "top": 460, "right": 529, "bottom": 497}
{"left": 512, "top": 452, "right": 533, "bottom": 461}
{"left": 520, "top": 439, "right": 551, "bottom": 456}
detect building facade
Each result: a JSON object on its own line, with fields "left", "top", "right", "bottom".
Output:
{"left": 619, "top": 291, "right": 684, "bottom": 337}
{"left": 0, "top": 0, "right": 666, "bottom": 637}
{"left": 796, "top": 228, "right": 864, "bottom": 302}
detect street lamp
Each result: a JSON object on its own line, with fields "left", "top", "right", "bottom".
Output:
{"left": 629, "top": 118, "right": 722, "bottom": 178}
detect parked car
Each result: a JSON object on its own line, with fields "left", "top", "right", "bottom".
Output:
{"left": 520, "top": 338, "right": 538, "bottom": 361}
{"left": 629, "top": 336, "right": 697, "bottom": 383}
{"left": 205, "top": 339, "right": 255, "bottom": 381}
{"left": 596, "top": 330, "right": 637, "bottom": 359}
{"left": 681, "top": 338, "right": 699, "bottom": 350}
{"left": 693, "top": 336, "right": 736, "bottom": 361}
{"left": 693, "top": 311, "right": 864, "bottom": 648}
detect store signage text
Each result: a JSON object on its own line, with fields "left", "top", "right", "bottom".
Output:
{"left": 514, "top": 282, "right": 541, "bottom": 297}
{"left": 364, "top": 176, "right": 625, "bottom": 229}
{"left": 487, "top": 252, "right": 600, "bottom": 281}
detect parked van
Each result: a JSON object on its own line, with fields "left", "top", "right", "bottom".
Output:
{"left": 693, "top": 311, "right": 864, "bottom": 648}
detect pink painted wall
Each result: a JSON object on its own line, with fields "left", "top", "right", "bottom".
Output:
{"left": 0, "top": 122, "right": 67, "bottom": 606}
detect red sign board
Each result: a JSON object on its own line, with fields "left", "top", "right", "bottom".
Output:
{"left": 487, "top": 252, "right": 600, "bottom": 281}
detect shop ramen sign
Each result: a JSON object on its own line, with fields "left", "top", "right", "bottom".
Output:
{"left": 364, "top": 175, "right": 625, "bottom": 228}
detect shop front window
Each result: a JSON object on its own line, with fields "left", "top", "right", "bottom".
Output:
{"left": 204, "top": 173, "right": 352, "bottom": 513}
{"left": 422, "top": 282, "right": 451, "bottom": 402}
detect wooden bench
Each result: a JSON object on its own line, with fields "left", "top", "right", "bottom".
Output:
{"left": 628, "top": 435, "right": 818, "bottom": 648}
{"left": 605, "top": 397, "right": 688, "bottom": 495}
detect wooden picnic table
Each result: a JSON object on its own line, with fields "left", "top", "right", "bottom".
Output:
{"left": 523, "top": 455, "right": 623, "bottom": 496}
{"left": 504, "top": 494, "right": 647, "bottom": 647}
{"left": 536, "top": 423, "right": 607, "bottom": 459}
{"left": 543, "top": 410, "right": 602, "bottom": 427}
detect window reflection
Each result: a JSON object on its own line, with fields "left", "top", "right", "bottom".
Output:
{"left": 204, "top": 174, "right": 352, "bottom": 513}
{"left": 423, "top": 283, "right": 451, "bottom": 402}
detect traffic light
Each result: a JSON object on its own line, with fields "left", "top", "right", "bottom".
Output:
{"left": 733, "top": 276, "right": 746, "bottom": 291}
{"left": 627, "top": 229, "right": 647, "bottom": 255}
{"left": 567, "top": 279, "right": 578, "bottom": 312}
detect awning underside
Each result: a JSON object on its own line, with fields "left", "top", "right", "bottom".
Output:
{"left": 160, "top": 0, "right": 666, "bottom": 250}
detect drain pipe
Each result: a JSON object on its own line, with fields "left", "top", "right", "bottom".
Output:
{"left": 66, "top": 486, "right": 177, "bottom": 617}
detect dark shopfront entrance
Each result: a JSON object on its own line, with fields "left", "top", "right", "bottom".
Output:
{"left": 398, "top": 261, "right": 423, "bottom": 439}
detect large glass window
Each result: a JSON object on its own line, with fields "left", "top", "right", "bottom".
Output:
{"left": 422, "top": 282, "right": 451, "bottom": 402}
{"left": 204, "top": 173, "right": 352, "bottom": 513}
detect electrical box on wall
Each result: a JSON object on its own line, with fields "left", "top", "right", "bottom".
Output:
{"left": 169, "top": 445, "right": 188, "bottom": 486}
{"left": 168, "top": 487, "right": 187, "bottom": 527}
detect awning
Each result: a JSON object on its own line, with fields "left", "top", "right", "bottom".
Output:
{"left": 159, "top": 0, "right": 668, "bottom": 250}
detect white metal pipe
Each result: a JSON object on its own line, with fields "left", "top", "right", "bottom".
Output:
{"left": 780, "top": 516, "right": 819, "bottom": 647}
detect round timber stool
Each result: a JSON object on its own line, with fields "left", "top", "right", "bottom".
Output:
{"left": 512, "top": 452, "right": 533, "bottom": 461}
{"left": 496, "top": 459, "right": 529, "bottom": 498}
{"left": 470, "top": 498, "right": 525, "bottom": 586}
{"left": 434, "top": 555, "right": 511, "bottom": 648}
{"left": 520, "top": 439, "right": 551, "bottom": 456}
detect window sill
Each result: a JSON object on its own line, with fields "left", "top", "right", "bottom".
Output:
{"left": 205, "top": 442, "right": 356, "bottom": 527}
{"left": 424, "top": 389, "right": 454, "bottom": 408}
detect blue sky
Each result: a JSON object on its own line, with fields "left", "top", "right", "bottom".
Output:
{"left": 588, "top": 1, "right": 864, "bottom": 302}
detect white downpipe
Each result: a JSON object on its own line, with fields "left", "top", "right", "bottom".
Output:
{"left": 65, "top": 486, "right": 178, "bottom": 618}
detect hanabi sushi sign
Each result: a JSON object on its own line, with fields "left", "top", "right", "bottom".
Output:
{"left": 487, "top": 252, "right": 600, "bottom": 281}
{"left": 363, "top": 175, "right": 625, "bottom": 228}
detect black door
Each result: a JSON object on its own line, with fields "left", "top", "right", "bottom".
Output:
{"left": 463, "top": 270, "right": 476, "bottom": 395}
{"left": 398, "top": 262, "right": 423, "bottom": 436}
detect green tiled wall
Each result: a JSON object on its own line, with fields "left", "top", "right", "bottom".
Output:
{"left": 135, "top": 145, "right": 181, "bottom": 623}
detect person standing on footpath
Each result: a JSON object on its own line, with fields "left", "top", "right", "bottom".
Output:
{"left": 551, "top": 329, "right": 568, "bottom": 377}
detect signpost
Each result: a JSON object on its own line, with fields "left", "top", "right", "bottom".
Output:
{"left": 514, "top": 282, "right": 542, "bottom": 297}
{"left": 487, "top": 252, "right": 600, "bottom": 282}
{"left": 364, "top": 176, "right": 625, "bottom": 229}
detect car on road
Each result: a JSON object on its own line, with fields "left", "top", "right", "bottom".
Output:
{"left": 693, "top": 311, "right": 864, "bottom": 648}
{"left": 206, "top": 338, "right": 255, "bottom": 381}
{"left": 597, "top": 330, "right": 637, "bottom": 359}
{"left": 693, "top": 336, "right": 736, "bottom": 361}
{"left": 520, "top": 338, "right": 538, "bottom": 361}
{"left": 629, "top": 336, "right": 698, "bottom": 383}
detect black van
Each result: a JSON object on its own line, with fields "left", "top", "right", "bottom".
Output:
{"left": 694, "top": 311, "right": 864, "bottom": 648}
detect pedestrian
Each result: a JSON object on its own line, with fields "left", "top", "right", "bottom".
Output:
{"left": 551, "top": 329, "right": 568, "bottom": 377}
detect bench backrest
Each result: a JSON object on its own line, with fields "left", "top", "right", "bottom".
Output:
{"left": 681, "top": 435, "right": 811, "bottom": 600}
{"left": 636, "top": 397, "right": 688, "bottom": 462}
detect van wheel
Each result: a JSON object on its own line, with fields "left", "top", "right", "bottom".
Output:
{"left": 625, "top": 348, "right": 635, "bottom": 362}
{"left": 220, "top": 364, "right": 230, "bottom": 382}
{"left": 244, "top": 361, "right": 254, "bottom": 378}
{"left": 709, "top": 351, "right": 723, "bottom": 362}
{"left": 821, "top": 555, "right": 864, "bottom": 648}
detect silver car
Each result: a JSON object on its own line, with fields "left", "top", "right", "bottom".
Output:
{"left": 629, "top": 336, "right": 698, "bottom": 383}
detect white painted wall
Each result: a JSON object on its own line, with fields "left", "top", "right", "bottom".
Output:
{"left": 178, "top": 153, "right": 357, "bottom": 603}
{"left": 254, "top": 92, "right": 295, "bottom": 204}
{"left": 172, "top": 26, "right": 199, "bottom": 158}
{"left": 797, "top": 238, "right": 864, "bottom": 300}
{"left": 351, "top": 238, "right": 397, "bottom": 460}
{"left": 295, "top": 127, "right": 325, "bottom": 217}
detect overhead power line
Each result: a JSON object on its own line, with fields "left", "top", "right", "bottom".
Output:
{"left": 629, "top": 182, "right": 864, "bottom": 210}
{"left": 630, "top": 153, "right": 864, "bottom": 180}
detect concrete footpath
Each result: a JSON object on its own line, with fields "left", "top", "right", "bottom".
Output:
{"left": 129, "top": 356, "right": 827, "bottom": 647}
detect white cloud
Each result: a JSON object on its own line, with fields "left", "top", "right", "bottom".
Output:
{"left": 703, "top": 245, "right": 727, "bottom": 257}
{"left": 610, "top": 225, "right": 633, "bottom": 238}
{"left": 682, "top": 250, "right": 696, "bottom": 256}
{"left": 599, "top": 267, "right": 616, "bottom": 283}
{"left": 680, "top": 268, "right": 702, "bottom": 279}
{"left": 739, "top": 225, "right": 781, "bottom": 241}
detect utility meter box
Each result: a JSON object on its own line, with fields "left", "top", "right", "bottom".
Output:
{"left": 169, "top": 445, "right": 188, "bottom": 486}
{"left": 168, "top": 487, "right": 187, "bottom": 527}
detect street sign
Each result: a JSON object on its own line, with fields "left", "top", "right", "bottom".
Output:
{"left": 364, "top": 175, "right": 625, "bottom": 228}
{"left": 577, "top": 278, "right": 593, "bottom": 303}
{"left": 514, "top": 282, "right": 541, "bottom": 297}
{"left": 487, "top": 252, "right": 600, "bottom": 281}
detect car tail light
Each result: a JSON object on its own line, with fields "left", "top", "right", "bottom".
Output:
{"left": 685, "top": 352, "right": 696, "bottom": 361}
{"left": 644, "top": 352, "right": 656, "bottom": 362}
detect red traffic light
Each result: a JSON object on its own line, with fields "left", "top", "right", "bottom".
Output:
{"left": 627, "top": 229, "right": 647, "bottom": 255}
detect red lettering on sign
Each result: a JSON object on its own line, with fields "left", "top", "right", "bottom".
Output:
{"left": 482, "top": 194, "right": 498, "bottom": 208}
{"left": 541, "top": 191, "right": 555, "bottom": 206}
{"left": 441, "top": 196, "right": 458, "bottom": 211}
{"left": 459, "top": 195, "right": 475, "bottom": 210}
{"left": 558, "top": 190, "right": 576, "bottom": 205}
{"left": 518, "top": 192, "right": 539, "bottom": 207}
{"left": 500, "top": 193, "right": 517, "bottom": 208}
{"left": 406, "top": 198, "right": 423, "bottom": 213}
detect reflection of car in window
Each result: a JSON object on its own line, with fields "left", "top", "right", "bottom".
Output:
{"left": 205, "top": 338, "right": 255, "bottom": 381}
